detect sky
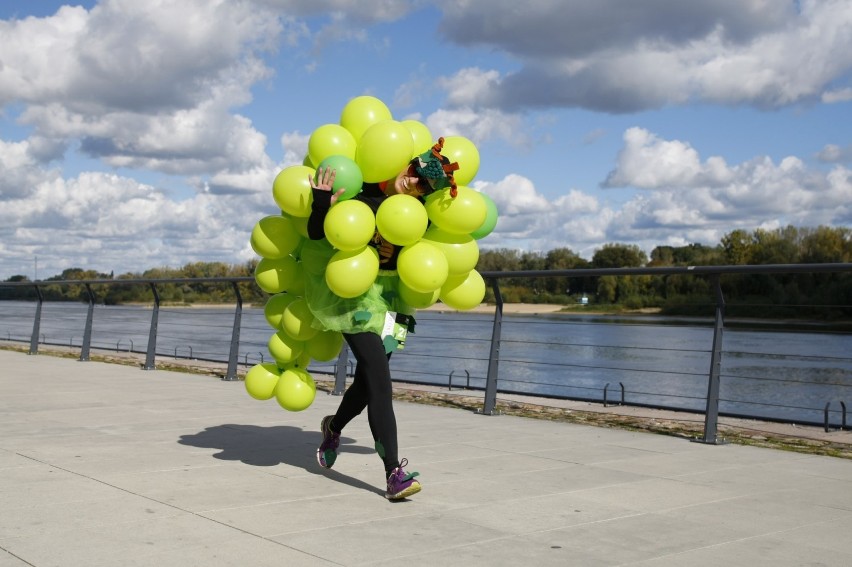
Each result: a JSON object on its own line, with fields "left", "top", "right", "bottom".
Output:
{"left": 1, "top": 0, "right": 851, "bottom": 280}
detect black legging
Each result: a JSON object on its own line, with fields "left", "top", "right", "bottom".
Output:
{"left": 332, "top": 331, "right": 399, "bottom": 475}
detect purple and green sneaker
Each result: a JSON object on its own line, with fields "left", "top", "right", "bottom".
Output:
{"left": 385, "top": 458, "right": 421, "bottom": 500}
{"left": 317, "top": 415, "right": 340, "bottom": 469}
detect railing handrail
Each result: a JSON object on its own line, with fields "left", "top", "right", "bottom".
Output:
{"left": 2, "top": 262, "right": 852, "bottom": 288}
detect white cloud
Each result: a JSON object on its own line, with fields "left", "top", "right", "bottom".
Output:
{"left": 604, "top": 128, "right": 710, "bottom": 189}
{"left": 484, "top": 174, "right": 551, "bottom": 216}
{"left": 0, "top": 165, "right": 271, "bottom": 277}
{"left": 2, "top": 1, "right": 850, "bottom": 279}
{"left": 436, "top": 0, "right": 852, "bottom": 112}
{"left": 0, "top": 139, "right": 63, "bottom": 199}
{"left": 0, "top": 0, "right": 281, "bottom": 183}
{"left": 425, "top": 107, "right": 529, "bottom": 148}
{"left": 822, "top": 87, "right": 852, "bottom": 103}
{"left": 474, "top": 127, "right": 852, "bottom": 258}
{"left": 817, "top": 143, "right": 852, "bottom": 164}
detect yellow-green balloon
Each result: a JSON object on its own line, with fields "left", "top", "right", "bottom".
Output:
{"left": 325, "top": 246, "right": 380, "bottom": 298}
{"left": 421, "top": 225, "right": 479, "bottom": 275}
{"left": 399, "top": 280, "right": 441, "bottom": 308}
{"left": 470, "top": 192, "right": 499, "bottom": 240}
{"left": 299, "top": 238, "right": 335, "bottom": 275}
{"left": 340, "top": 95, "right": 392, "bottom": 141}
{"left": 306, "top": 329, "right": 344, "bottom": 361}
{"left": 282, "top": 298, "right": 318, "bottom": 341}
{"left": 272, "top": 165, "right": 315, "bottom": 217}
{"left": 289, "top": 213, "right": 310, "bottom": 239}
{"left": 441, "top": 135, "right": 480, "bottom": 186}
{"left": 287, "top": 261, "right": 306, "bottom": 296}
{"left": 355, "top": 120, "right": 414, "bottom": 183}
{"left": 402, "top": 119, "right": 433, "bottom": 156}
{"left": 274, "top": 368, "right": 317, "bottom": 412}
{"left": 309, "top": 123, "right": 357, "bottom": 165}
{"left": 264, "top": 293, "right": 297, "bottom": 330}
{"left": 268, "top": 330, "right": 304, "bottom": 365}
{"left": 424, "top": 186, "right": 487, "bottom": 235}
{"left": 397, "top": 241, "right": 449, "bottom": 293}
{"left": 251, "top": 215, "right": 300, "bottom": 259}
{"left": 244, "top": 362, "right": 281, "bottom": 400}
{"left": 375, "top": 194, "right": 428, "bottom": 246}
{"left": 323, "top": 199, "right": 376, "bottom": 251}
{"left": 293, "top": 350, "right": 312, "bottom": 369}
{"left": 439, "top": 269, "right": 486, "bottom": 311}
{"left": 255, "top": 255, "right": 297, "bottom": 294}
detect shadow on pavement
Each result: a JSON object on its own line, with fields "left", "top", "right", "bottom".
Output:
{"left": 178, "top": 423, "right": 384, "bottom": 496}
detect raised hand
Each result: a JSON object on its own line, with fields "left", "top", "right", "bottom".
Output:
{"left": 309, "top": 166, "right": 346, "bottom": 205}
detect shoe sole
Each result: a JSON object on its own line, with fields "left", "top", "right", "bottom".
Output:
{"left": 317, "top": 416, "right": 337, "bottom": 469}
{"left": 316, "top": 449, "right": 332, "bottom": 469}
{"left": 386, "top": 481, "right": 421, "bottom": 500}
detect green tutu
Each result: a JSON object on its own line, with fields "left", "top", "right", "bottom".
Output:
{"left": 304, "top": 267, "right": 414, "bottom": 338}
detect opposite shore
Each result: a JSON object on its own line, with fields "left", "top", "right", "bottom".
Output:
{"left": 174, "top": 302, "right": 643, "bottom": 316}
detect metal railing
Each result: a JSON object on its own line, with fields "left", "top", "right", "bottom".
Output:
{"left": 2, "top": 262, "right": 851, "bottom": 444}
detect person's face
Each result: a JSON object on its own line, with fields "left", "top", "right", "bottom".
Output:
{"left": 389, "top": 164, "right": 429, "bottom": 197}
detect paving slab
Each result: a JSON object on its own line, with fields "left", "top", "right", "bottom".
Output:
{"left": 2, "top": 348, "right": 852, "bottom": 566}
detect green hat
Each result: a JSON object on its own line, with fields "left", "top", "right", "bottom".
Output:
{"left": 411, "top": 137, "right": 460, "bottom": 197}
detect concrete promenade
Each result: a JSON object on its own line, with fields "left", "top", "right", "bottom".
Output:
{"left": 2, "top": 348, "right": 852, "bottom": 566}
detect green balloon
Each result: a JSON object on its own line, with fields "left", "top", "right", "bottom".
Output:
{"left": 308, "top": 123, "right": 356, "bottom": 165}
{"left": 244, "top": 362, "right": 281, "bottom": 401}
{"left": 306, "top": 330, "right": 344, "bottom": 362}
{"left": 299, "top": 238, "right": 335, "bottom": 276}
{"left": 274, "top": 368, "right": 317, "bottom": 412}
{"left": 316, "top": 155, "right": 363, "bottom": 201}
{"left": 250, "top": 215, "right": 300, "bottom": 259}
{"left": 471, "top": 192, "right": 499, "bottom": 240}
{"left": 264, "top": 293, "right": 297, "bottom": 330}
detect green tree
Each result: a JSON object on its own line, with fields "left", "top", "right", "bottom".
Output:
{"left": 721, "top": 229, "right": 753, "bottom": 265}
{"left": 591, "top": 243, "right": 647, "bottom": 268}
{"left": 800, "top": 226, "right": 852, "bottom": 263}
{"left": 543, "top": 247, "right": 589, "bottom": 301}
{"left": 592, "top": 244, "right": 649, "bottom": 305}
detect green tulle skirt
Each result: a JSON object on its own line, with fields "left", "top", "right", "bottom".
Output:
{"left": 304, "top": 268, "right": 414, "bottom": 337}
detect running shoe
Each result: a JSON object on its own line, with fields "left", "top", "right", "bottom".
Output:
{"left": 316, "top": 415, "right": 340, "bottom": 469}
{"left": 385, "top": 458, "right": 421, "bottom": 500}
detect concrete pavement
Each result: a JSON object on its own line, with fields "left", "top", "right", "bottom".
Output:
{"left": 2, "top": 348, "right": 852, "bottom": 566}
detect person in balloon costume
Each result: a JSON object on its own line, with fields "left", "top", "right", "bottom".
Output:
{"left": 246, "top": 95, "right": 498, "bottom": 501}
{"left": 307, "top": 139, "right": 459, "bottom": 501}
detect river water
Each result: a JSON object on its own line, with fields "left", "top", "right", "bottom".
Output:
{"left": 2, "top": 301, "right": 850, "bottom": 425}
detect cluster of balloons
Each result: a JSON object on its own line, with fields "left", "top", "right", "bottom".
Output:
{"left": 245, "top": 95, "right": 499, "bottom": 412}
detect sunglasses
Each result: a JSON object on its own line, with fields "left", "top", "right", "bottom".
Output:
{"left": 406, "top": 164, "right": 434, "bottom": 195}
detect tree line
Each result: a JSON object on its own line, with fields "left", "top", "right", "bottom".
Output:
{"left": 3, "top": 225, "right": 851, "bottom": 319}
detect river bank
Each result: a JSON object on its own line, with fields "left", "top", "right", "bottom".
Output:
{"left": 174, "top": 301, "right": 641, "bottom": 316}
{"left": 152, "top": 301, "right": 580, "bottom": 315}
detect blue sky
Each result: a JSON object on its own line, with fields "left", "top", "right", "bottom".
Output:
{"left": 1, "top": 0, "right": 851, "bottom": 280}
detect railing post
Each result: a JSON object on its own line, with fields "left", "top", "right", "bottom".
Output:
{"left": 697, "top": 275, "right": 726, "bottom": 444}
{"left": 333, "top": 343, "right": 349, "bottom": 395}
{"left": 479, "top": 279, "right": 503, "bottom": 415}
{"left": 143, "top": 283, "right": 160, "bottom": 370}
{"left": 223, "top": 282, "right": 242, "bottom": 381}
{"left": 79, "top": 283, "right": 95, "bottom": 362}
{"left": 28, "top": 285, "right": 44, "bottom": 355}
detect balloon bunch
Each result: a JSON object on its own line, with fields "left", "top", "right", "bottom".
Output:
{"left": 245, "top": 95, "right": 498, "bottom": 412}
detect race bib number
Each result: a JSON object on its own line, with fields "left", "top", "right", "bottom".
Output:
{"left": 382, "top": 311, "right": 409, "bottom": 352}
